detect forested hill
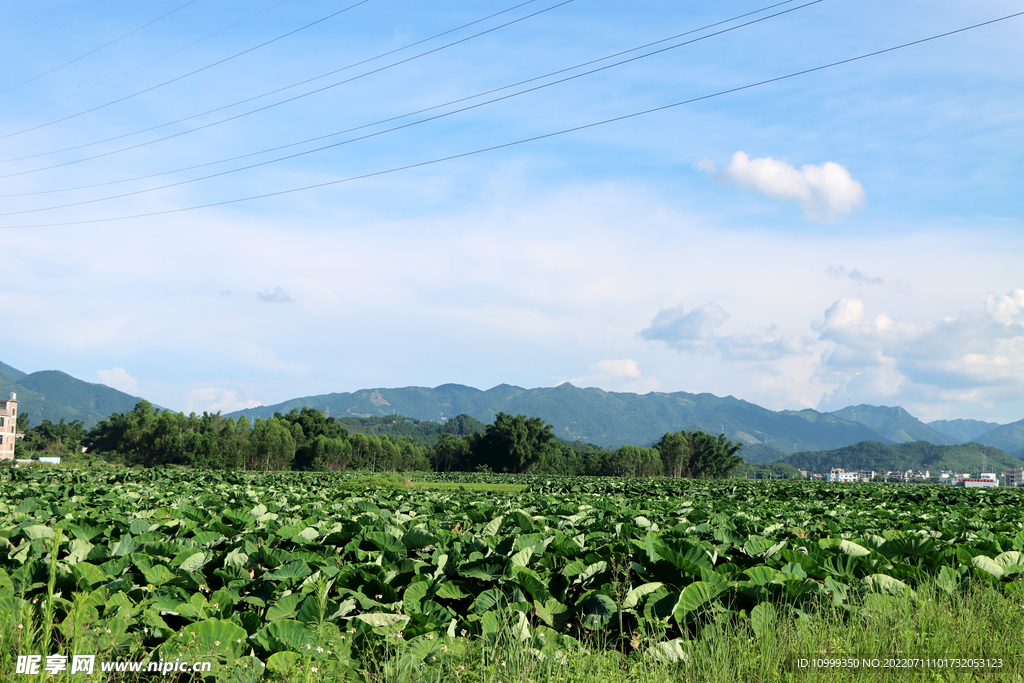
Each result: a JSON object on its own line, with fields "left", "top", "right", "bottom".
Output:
{"left": 0, "top": 364, "right": 155, "bottom": 429}
{"left": 227, "top": 383, "right": 887, "bottom": 452}
{"left": 228, "top": 384, "right": 1024, "bottom": 455}
{"left": 781, "top": 441, "right": 1021, "bottom": 475}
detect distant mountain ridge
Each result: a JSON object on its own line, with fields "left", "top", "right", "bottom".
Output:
{"left": 3, "top": 358, "right": 1021, "bottom": 456}
{"left": 0, "top": 362, "right": 154, "bottom": 429}
{"left": 226, "top": 383, "right": 1024, "bottom": 454}
{"left": 781, "top": 441, "right": 1020, "bottom": 476}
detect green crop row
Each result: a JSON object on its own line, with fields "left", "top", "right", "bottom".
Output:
{"left": 1, "top": 469, "right": 1023, "bottom": 681}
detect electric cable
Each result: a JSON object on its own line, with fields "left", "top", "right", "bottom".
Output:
{"left": 0, "top": 0, "right": 803, "bottom": 187}
{"left": 0, "top": 0, "right": 374, "bottom": 141}
{"left": 0, "top": 0, "right": 822, "bottom": 208}
{"left": 0, "top": 0, "right": 565, "bottom": 166}
{"left": 2, "top": 9, "right": 1019, "bottom": 229}
{"left": 1, "top": 0, "right": 293, "bottom": 125}
{"left": 0, "top": 0, "right": 202, "bottom": 98}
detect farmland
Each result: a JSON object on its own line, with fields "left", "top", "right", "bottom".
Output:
{"left": 2, "top": 469, "right": 1024, "bottom": 681}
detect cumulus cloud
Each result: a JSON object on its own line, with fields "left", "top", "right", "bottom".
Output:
{"left": 594, "top": 359, "right": 642, "bottom": 378}
{"left": 640, "top": 303, "right": 807, "bottom": 361}
{"left": 96, "top": 367, "right": 138, "bottom": 394}
{"left": 256, "top": 286, "right": 294, "bottom": 303}
{"left": 184, "top": 388, "right": 263, "bottom": 414}
{"left": 827, "top": 266, "right": 883, "bottom": 285}
{"left": 701, "top": 151, "right": 865, "bottom": 221}
{"left": 639, "top": 303, "right": 729, "bottom": 352}
{"left": 815, "top": 289, "right": 1024, "bottom": 408}
{"left": 569, "top": 359, "right": 659, "bottom": 393}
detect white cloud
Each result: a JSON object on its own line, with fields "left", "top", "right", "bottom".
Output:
{"left": 594, "top": 359, "right": 642, "bottom": 378}
{"left": 702, "top": 151, "right": 866, "bottom": 221}
{"left": 827, "top": 266, "right": 883, "bottom": 285}
{"left": 184, "top": 388, "right": 263, "bottom": 415}
{"left": 96, "top": 367, "right": 138, "bottom": 394}
{"left": 640, "top": 303, "right": 808, "bottom": 361}
{"left": 569, "top": 359, "right": 659, "bottom": 393}
{"left": 256, "top": 286, "right": 294, "bottom": 303}
{"left": 816, "top": 289, "right": 1024, "bottom": 410}
{"left": 639, "top": 303, "right": 729, "bottom": 352}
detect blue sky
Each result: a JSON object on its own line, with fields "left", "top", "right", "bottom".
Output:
{"left": 1, "top": 0, "right": 1022, "bottom": 423}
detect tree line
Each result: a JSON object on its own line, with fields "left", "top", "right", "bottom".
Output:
{"left": 13, "top": 403, "right": 744, "bottom": 478}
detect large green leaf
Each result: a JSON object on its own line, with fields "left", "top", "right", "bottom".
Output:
{"left": 267, "top": 593, "right": 304, "bottom": 621}
{"left": 254, "top": 619, "right": 316, "bottom": 654}
{"left": 672, "top": 581, "right": 719, "bottom": 623}
{"left": 750, "top": 602, "right": 776, "bottom": 641}
{"left": 580, "top": 593, "right": 617, "bottom": 630}
{"left": 622, "top": 582, "right": 665, "bottom": 610}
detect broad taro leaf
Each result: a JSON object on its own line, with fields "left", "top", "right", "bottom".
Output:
{"left": 352, "top": 612, "right": 410, "bottom": 633}
{"left": 750, "top": 602, "right": 776, "bottom": 640}
{"left": 742, "top": 566, "right": 780, "bottom": 586}
{"left": 645, "top": 638, "right": 690, "bottom": 664}
{"left": 861, "top": 573, "right": 914, "bottom": 598}
{"left": 883, "top": 535, "right": 936, "bottom": 558}
{"left": 255, "top": 619, "right": 317, "bottom": 654}
{"left": 21, "top": 524, "right": 55, "bottom": 540}
{"left": 821, "top": 538, "right": 872, "bottom": 557}
{"left": 579, "top": 592, "right": 617, "bottom": 630}
{"left": 177, "top": 551, "right": 207, "bottom": 573}
{"left": 671, "top": 581, "right": 719, "bottom": 624}
{"left": 265, "top": 651, "right": 300, "bottom": 674}
{"left": 823, "top": 552, "right": 863, "bottom": 579}
{"left": 742, "top": 536, "right": 786, "bottom": 559}
{"left": 512, "top": 565, "right": 551, "bottom": 602}
{"left": 823, "top": 576, "right": 850, "bottom": 606}
{"left": 622, "top": 582, "right": 665, "bottom": 611}
{"left": 936, "top": 565, "right": 964, "bottom": 595}
{"left": 402, "top": 528, "right": 437, "bottom": 549}
{"left": 970, "top": 555, "right": 1004, "bottom": 581}
{"left": 266, "top": 560, "right": 312, "bottom": 584}
{"left": 187, "top": 618, "right": 248, "bottom": 658}
{"left": 534, "top": 598, "right": 570, "bottom": 627}
{"left": 461, "top": 557, "right": 512, "bottom": 582}
{"left": 267, "top": 593, "right": 304, "bottom": 621}
{"left": 434, "top": 581, "right": 470, "bottom": 600}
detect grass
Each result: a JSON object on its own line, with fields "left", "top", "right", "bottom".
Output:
{"left": 409, "top": 482, "right": 528, "bottom": 493}
{"left": 8, "top": 577, "right": 1016, "bottom": 683}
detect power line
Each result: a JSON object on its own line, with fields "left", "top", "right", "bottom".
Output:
{"left": 2, "top": 10, "right": 1020, "bottom": 230}
{"left": 0, "top": 0, "right": 374, "bottom": 141}
{"left": 1, "top": 0, "right": 807, "bottom": 190}
{"left": 0, "top": 0, "right": 565, "bottom": 168}
{"left": 0, "top": 0, "right": 202, "bottom": 98}
{"left": 0, "top": 0, "right": 293, "bottom": 125}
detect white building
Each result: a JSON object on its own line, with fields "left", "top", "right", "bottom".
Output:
{"left": 0, "top": 393, "right": 18, "bottom": 461}
{"left": 828, "top": 468, "right": 859, "bottom": 483}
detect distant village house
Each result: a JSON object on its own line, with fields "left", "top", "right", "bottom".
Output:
{"left": 0, "top": 393, "right": 18, "bottom": 461}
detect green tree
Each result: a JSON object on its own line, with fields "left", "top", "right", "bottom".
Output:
{"left": 19, "top": 418, "right": 87, "bottom": 459}
{"left": 470, "top": 413, "right": 561, "bottom": 473}
{"left": 432, "top": 432, "right": 471, "bottom": 471}
{"left": 250, "top": 417, "right": 296, "bottom": 470}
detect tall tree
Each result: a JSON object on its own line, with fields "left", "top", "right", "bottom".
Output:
{"left": 471, "top": 413, "right": 561, "bottom": 473}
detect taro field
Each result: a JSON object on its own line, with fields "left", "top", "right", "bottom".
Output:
{"left": 1, "top": 468, "right": 1024, "bottom": 682}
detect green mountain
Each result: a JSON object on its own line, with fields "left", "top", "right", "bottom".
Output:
{"left": 827, "top": 405, "right": 958, "bottom": 445}
{"left": 0, "top": 360, "right": 27, "bottom": 382}
{"left": 228, "top": 382, "right": 890, "bottom": 451}
{"left": 927, "top": 418, "right": 1000, "bottom": 442}
{"left": 781, "top": 441, "right": 1021, "bottom": 476}
{"left": 974, "top": 418, "right": 1024, "bottom": 454}
{"left": 0, "top": 364, "right": 154, "bottom": 429}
